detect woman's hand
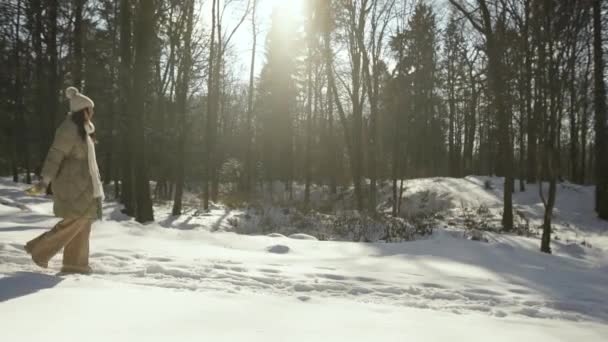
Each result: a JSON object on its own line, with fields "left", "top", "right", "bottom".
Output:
{"left": 25, "top": 182, "right": 47, "bottom": 196}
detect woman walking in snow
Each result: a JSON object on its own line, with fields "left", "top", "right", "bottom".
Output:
{"left": 24, "top": 86, "right": 104, "bottom": 274}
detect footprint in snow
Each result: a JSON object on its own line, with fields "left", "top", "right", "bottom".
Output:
{"left": 317, "top": 273, "right": 347, "bottom": 281}
{"left": 148, "top": 257, "right": 173, "bottom": 262}
{"left": 349, "top": 287, "right": 373, "bottom": 295}
{"left": 297, "top": 296, "right": 311, "bottom": 302}
{"left": 494, "top": 310, "right": 508, "bottom": 318}
{"left": 267, "top": 245, "right": 290, "bottom": 254}
{"left": 465, "top": 288, "right": 503, "bottom": 296}
{"left": 419, "top": 282, "right": 446, "bottom": 289}
{"left": 259, "top": 268, "right": 281, "bottom": 274}
{"left": 508, "top": 288, "right": 531, "bottom": 295}
{"left": 294, "top": 284, "right": 315, "bottom": 292}
{"left": 315, "top": 266, "right": 336, "bottom": 271}
{"left": 353, "top": 276, "right": 376, "bottom": 282}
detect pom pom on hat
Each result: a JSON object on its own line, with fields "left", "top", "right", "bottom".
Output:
{"left": 65, "top": 86, "right": 95, "bottom": 112}
{"left": 65, "top": 86, "right": 79, "bottom": 100}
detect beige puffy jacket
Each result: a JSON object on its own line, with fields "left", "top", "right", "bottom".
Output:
{"left": 41, "top": 115, "right": 99, "bottom": 220}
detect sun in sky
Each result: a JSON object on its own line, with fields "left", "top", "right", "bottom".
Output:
{"left": 227, "top": 0, "right": 306, "bottom": 79}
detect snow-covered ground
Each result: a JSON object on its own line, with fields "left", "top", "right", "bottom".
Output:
{"left": 1, "top": 176, "right": 608, "bottom": 341}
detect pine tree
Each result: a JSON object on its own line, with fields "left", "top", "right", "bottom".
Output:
{"left": 256, "top": 7, "right": 298, "bottom": 196}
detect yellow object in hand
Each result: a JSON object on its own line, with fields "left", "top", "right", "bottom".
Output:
{"left": 25, "top": 183, "right": 45, "bottom": 196}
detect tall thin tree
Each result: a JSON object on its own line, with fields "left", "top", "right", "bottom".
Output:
{"left": 593, "top": 0, "right": 608, "bottom": 219}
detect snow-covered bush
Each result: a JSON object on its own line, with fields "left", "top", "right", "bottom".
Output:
{"left": 466, "top": 229, "right": 488, "bottom": 242}
{"left": 228, "top": 206, "right": 431, "bottom": 242}
{"left": 330, "top": 212, "right": 432, "bottom": 242}
{"left": 331, "top": 213, "right": 386, "bottom": 242}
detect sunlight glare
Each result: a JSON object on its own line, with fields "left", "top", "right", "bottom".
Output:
{"left": 261, "top": 0, "right": 304, "bottom": 24}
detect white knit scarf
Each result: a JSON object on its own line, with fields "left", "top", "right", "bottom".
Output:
{"left": 84, "top": 122, "right": 105, "bottom": 200}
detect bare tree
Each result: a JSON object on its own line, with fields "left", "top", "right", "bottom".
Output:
{"left": 327, "top": 0, "right": 372, "bottom": 211}
{"left": 449, "top": 0, "right": 514, "bottom": 231}
{"left": 359, "top": 0, "right": 396, "bottom": 212}
{"left": 204, "top": 0, "right": 251, "bottom": 210}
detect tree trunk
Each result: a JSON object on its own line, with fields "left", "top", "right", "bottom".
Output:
{"left": 326, "top": 62, "right": 337, "bottom": 195}
{"left": 304, "top": 9, "right": 314, "bottom": 206}
{"left": 32, "top": 0, "right": 46, "bottom": 168}
{"left": 526, "top": 1, "right": 537, "bottom": 184}
{"left": 593, "top": 0, "right": 608, "bottom": 219}
{"left": 203, "top": 0, "right": 217, "bottom": 210}
{"left": 47, "top": 0, "right": 59, "bottom": 133}
{"left": 391, "top": 114, "right": 400, "bottom": 217}
{"left": 14, "top": 0, "right": 31, "bottom": 184}
{"left": 352, "top": 99, "right": 364, "bottom": 212}
{"left": 172, "top": 0, "right": 195, "bottom": 216}
{"left": 580, "top": 42, "right": 592, "bottom": 184}
{"left": 448, "top": 54, "right": 457, "bottom": 177}
{"left": 367, "top": 67, "right": 379, "bottom": 213}
{"left": 131, "top": 0, "right": 155, "bottom": 222}
{"left": 464, "top": 60, "right": 477, "bottom": 175}
{"left": 108, "top": 0, "right": 120, "bottom": 199}
{"left": 119, "top": 0, "right": 135, "bottom": 215}
{"left": 519, "top": 121, "right": 525, "bottom": 192}
{"left": 244, "top": 0, "right": 257, "bottom": 194}
{"left": 398, "top": 172, "right": 405, "bottom": 215}
{"left": 568, "top": 46, "right": 579, "bottom": 183}
{"left": 487, "top": 36, "right": 514, "bottom": 231}
{"left": 539, "top": 177, "right": 556, "bottom": 253}
{"left": 519, "top": 5, "right": 530, "bottom": 191}
{"left": 73, "top": 0, "right": 86, "bottom": 89}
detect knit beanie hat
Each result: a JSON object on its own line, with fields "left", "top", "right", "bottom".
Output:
{"left": 65, "top": 86, "right": 94, "bottom": 112}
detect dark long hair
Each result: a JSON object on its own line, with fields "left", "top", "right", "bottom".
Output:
{"left": 71, "top": 109, "right": 95, "bottom": 141}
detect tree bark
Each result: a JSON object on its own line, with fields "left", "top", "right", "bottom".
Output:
{"left": 14, "top": 0, "right": 31, "bottom": 184}
{"left": 244, "top": 0, "right": 257, "bottom": 194}
{"left": 304, "top": 5, "right": 314, "bottom": 206}
{"left": 131, "top": 0, "right": 155, "bottom": 222}
{"left": 485, "top": 10, "right": 514, "bottom": 230}
{"left": 31, "top": 0, "right": 46, "bottom": 167}
{"left": 119, "top": 0, "right": 135, "bottom": 215}
{"left": 526, "top": 0, "right": 537, "bottom": 184}
{"left": 593, "top": 0, "right": 608, "bottom": 219}
{"left": 564, "top": 40, "right": 576, "bottom": 183}
{"left": 580, "top": 41, "right": 592, "bottom": 184}
{"left": 172, "top": 0, "right": 195, "bottom": 216}
{"left": 72, "top": 0, "right": 86, "bottom": 89}
{"left": 326, "top": 58, "right": 337, "bottom": 195}
{"left": 203, "top": 0, "right": 217, "bottom": 210}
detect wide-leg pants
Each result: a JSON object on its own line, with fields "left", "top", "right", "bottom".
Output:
{"left": 25, "top": 217, "right": 93, "bottom": 274}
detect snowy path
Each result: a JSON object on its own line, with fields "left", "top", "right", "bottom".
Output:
{"left": 3, "top": 273, "right": 605, "bottom": 342}
{"left": 2, "top": 178, "right": 608, "bottom": 340}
